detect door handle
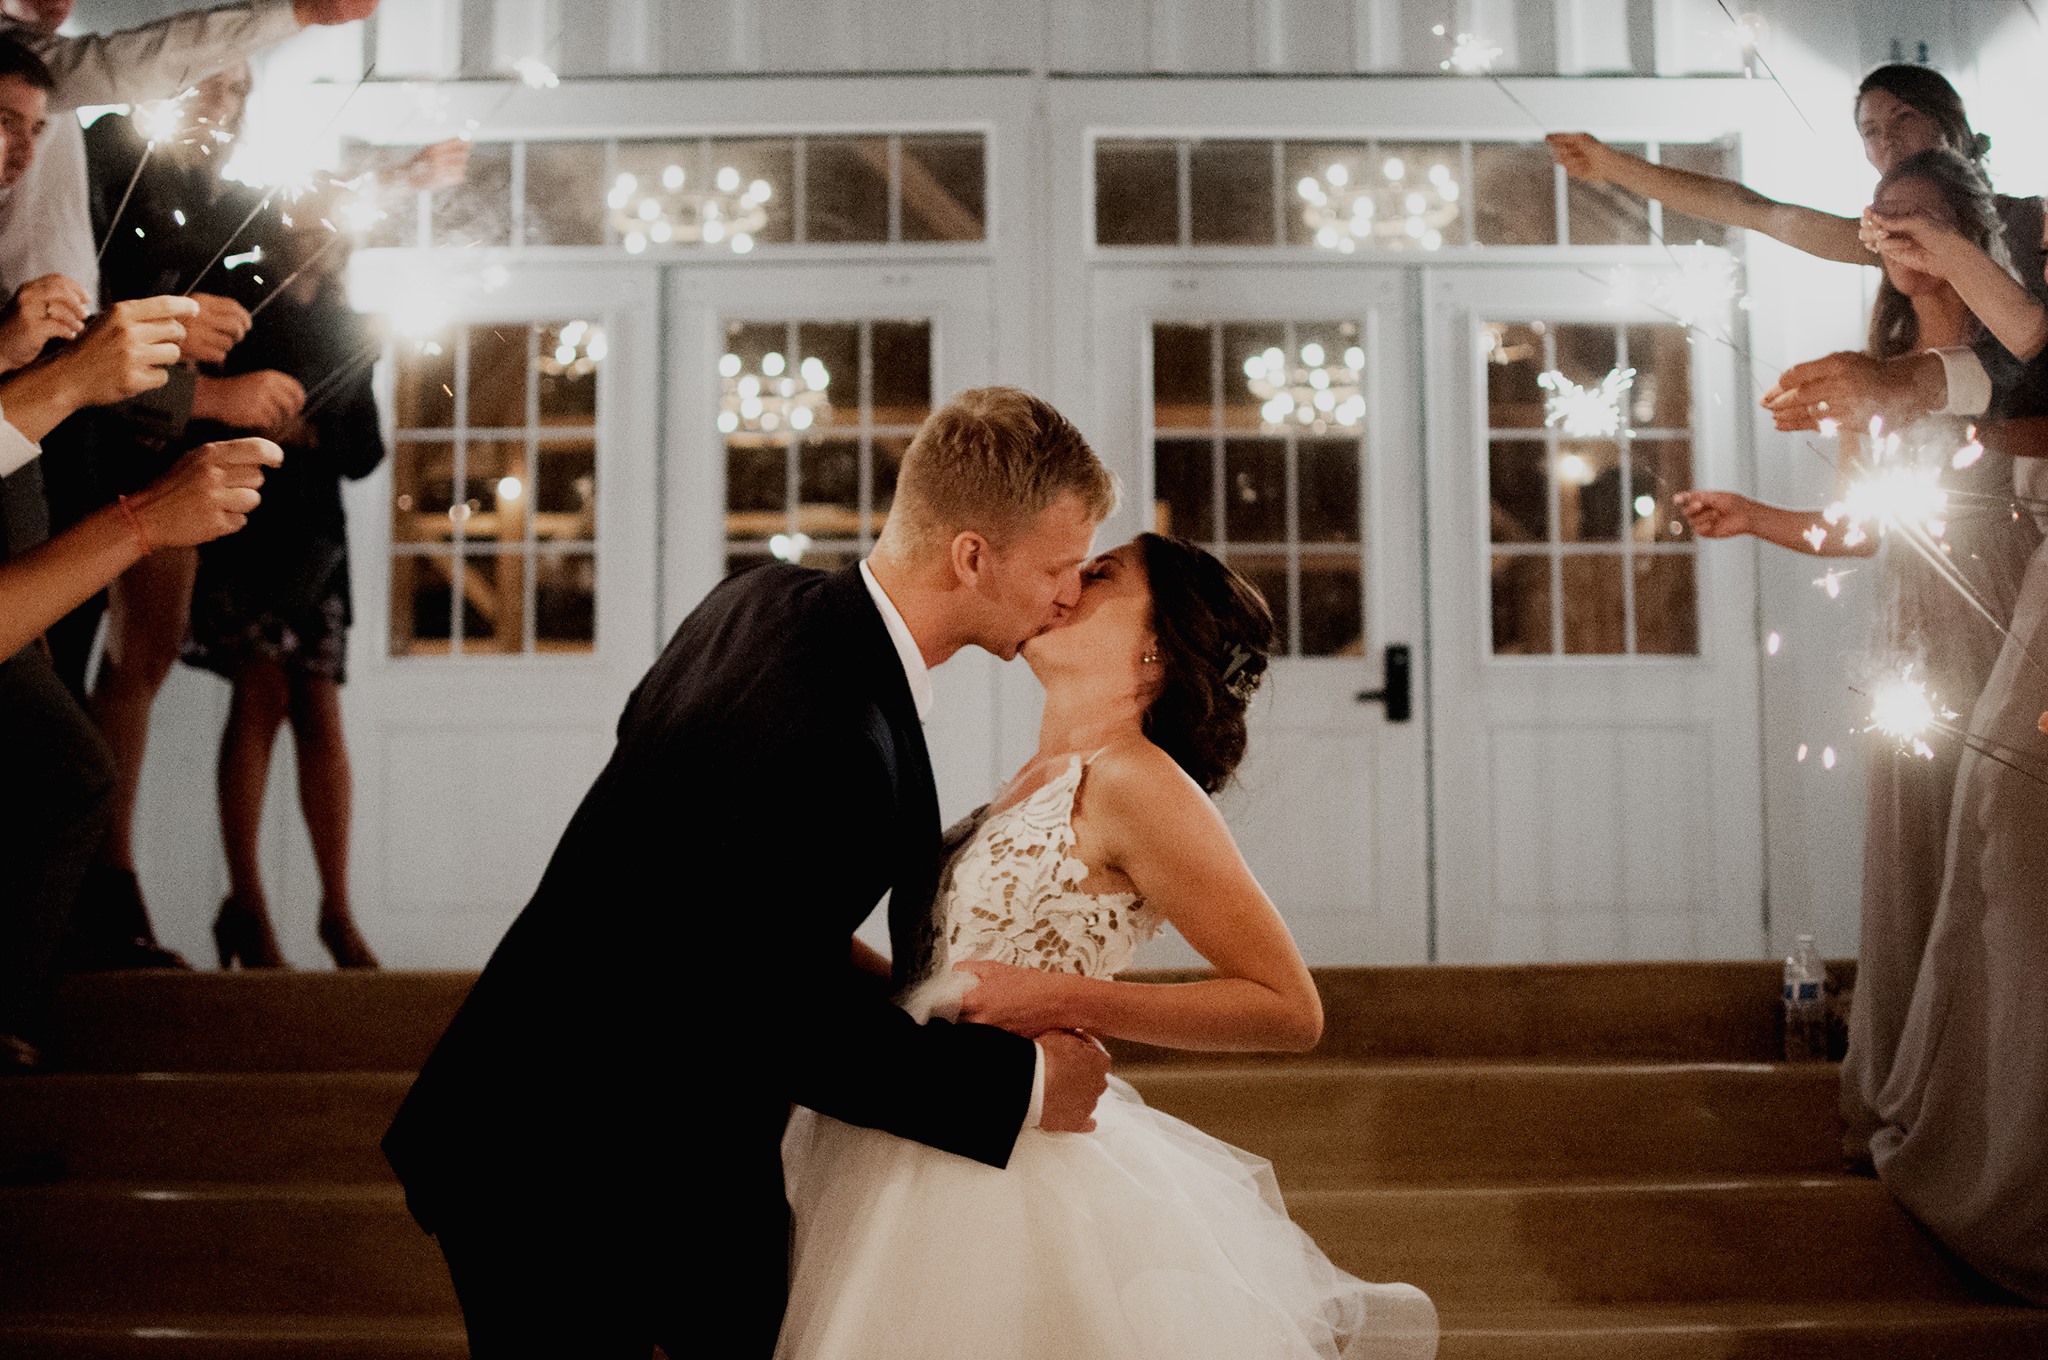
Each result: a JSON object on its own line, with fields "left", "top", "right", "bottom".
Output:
{"left": 1355, "top": 644, "right": 1412, "bottom": 723}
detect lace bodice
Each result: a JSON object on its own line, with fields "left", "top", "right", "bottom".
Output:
{"left": 931, "top": 753, "right": 1156, "bottom": 981}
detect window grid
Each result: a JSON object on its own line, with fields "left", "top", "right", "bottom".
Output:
{"left": 1484, "top": 320, "right": 1699, "bottom": 659}
{"left": 1094, "top": 137, "right": 1729, "bottom": 252}
{"left": 721, "top": 318, "right": 932, "bottom": 576}
{"left": 389, "top": 320, "right": 601, "bottom": 657}
{"left": 1153, "top": 319, "right": 1368, "bottom": 659}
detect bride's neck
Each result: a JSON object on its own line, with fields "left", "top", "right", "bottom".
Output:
{"left": 1034, "top": 673, "right": 1147, "bottom": 761}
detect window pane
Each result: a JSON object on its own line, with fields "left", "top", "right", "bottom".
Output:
{"left": 340, "top": 140, "right": 416, "bottom": 249}
{"left": 610, "top": 140, "right": 693, "bottom": 252}
{"left": 1491, "top": 554, "right": 1552, "bottom": 655}
{"left": 797, "top": 437, "right": 861, "bottom": 539}
{"left": 725, "top": 439, "right": 787, "bottom": 540}
{"left": 899, "top": 135, "right": 985, "bottom": 242}
{"left": 1226, "top": 550, "right": 1290, "bottom": 654}
{"left": 1299, "top": 557, "right": 1363, "bottom": 656}
{"left": 1557, "top": 440, "right": 1624, "bottom": 543}
{"left": 1630, "top": 440, "right": 1694, "bottom": 543}
{"left": 1221, "top": 322, "right": 1286, "bottom": 432}
{"left": 805, "top": 136, "right": 890, "bottom": 243}
{"left": 1485, "top": 322, "right": 1548, "bottom": 429}
{"left": 1224, "top": 438, "right": 1287, "bottom": 542}
{"left": 523, "top": 140, "right": 606, "bottom": 246}
{"left": 433, "top": 141, "right": 511, "bottom": 247}
{"left": 1281, "top": 141, "right": 1370, "bottom": 249}
{"left": 1633, "top": 555, "right": 1700, "bottom": 654}
{"left": 1561, "top": 553, "right": 1626, "bottom": 654}
{"left": 708, "top": 139, "right": 795, "bottom": 246}
{"left": 870, "top": 321, "right": 932, "bottom": 427}
{"left": 1154, "top": 438, "right": 1215, "bottom": 541}
{"left": 457, "top": 551, "right": 526, "bottom": 654}
{"left": 1626, "top": 324, "right": 1691, "bottom": 430}
{"left": 1565, "top": 144, "right": 1648, "bottom": 245}
{"left": 393, "top": 337, "right": 455, "bottom": 429}
{"left": 538, "top": 319, "right": 601, "bottom": 425}
{"left": 391, "top": 553, "right": 452, "bottom": 654}
{"left": 871, "top": 434, "right": 909, "bottom": 538}
{"left": 463, "top": 440, "right": 528, "bottom": 548}
{"left": 1553, "top": 323, "right": 1619, "bottom": 390}
{"left": 391, "top": 440, "right": 455, "bottom": 543}
{"left": 1095, "top": 140, "right": 1179, "bottom": 246}
{"left": 1361, "top": 142, "right": 1466, "bottom": 251}
{"left": 1298, "top": 438, "right": 1360, "bottom": 542}
{"left": 535, "top": 552, "right": 596, "bottom": 651}
{"left": 1154, "top": 323, "right": 1213, "bottom": 429}
{"left": 1290, "top": 321, "right": 1365, "bottom": 433}
{"left": 790, "top": 322, "right": 859, "bottom": 430}
{"left": 466, "top": 323, "right": 529, "bottom": 429}
{"left": 1655, "top": 142, "right": 1735, "bottom": 248}
{"left": 1190, "top": 140, "right": 1274, "bottom": 246}
{"left": 1489, "top": 439, "right": 1548, "bottom": 543}
{"left": 536, "top": 439, "right": 597, "bottom": 541}
{"left": 1472, "top": 143, "right": 1556, "bottom": 245}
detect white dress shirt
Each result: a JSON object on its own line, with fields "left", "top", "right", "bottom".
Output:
{"left": 0, "top": 0, "right": 303, "bottom": 297}
{"left": 0, "top": 404, "right": 38, "bottom": 477}
{"left": 1930, "top": 346, "right": 1994, "bottom": 418}
{"left": 858, "top": 558, "right": 1049, "bottom": 1129}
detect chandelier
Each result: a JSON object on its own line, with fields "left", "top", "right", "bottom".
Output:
{"left": 609, "top": 163, "right": 772, "bottom": 255}
{"left": 540, "top": 320, "right": 606, "bottom": 378}
{"left": 717, "top": 350, "right": 832, "bottom": 433}
{"left": 1244, "top": 342, "right": 1366, "bottom": 432}
{"left": 1296, "top": 156, "right": 1460, "bottom": 253}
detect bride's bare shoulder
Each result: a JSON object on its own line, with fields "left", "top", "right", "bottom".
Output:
{"left": 1084, "top": 736, "right": 1216, "bottom": 826}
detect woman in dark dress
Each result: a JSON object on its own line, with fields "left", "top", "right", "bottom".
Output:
{"left": 183, "top": 211, "right": 383, "bottom": 969}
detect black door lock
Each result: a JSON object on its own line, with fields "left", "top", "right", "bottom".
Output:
{"left": 1355, "top": 644, "right": 1412, "bottom": 723}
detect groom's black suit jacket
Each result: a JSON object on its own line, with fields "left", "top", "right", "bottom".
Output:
{"left": 382, "top": 563, "right": 1037, "bottom": 1324}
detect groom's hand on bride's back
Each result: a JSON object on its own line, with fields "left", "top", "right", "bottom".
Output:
{"left": 1037, "top": 1029, "right": 1112, "bottom": 1133}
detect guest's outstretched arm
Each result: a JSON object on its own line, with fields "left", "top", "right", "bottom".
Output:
{"left": 955, "top": 739, "right": 1324, "bottom": 1054}
{"left": 1547, "top": 133, "right": 1870, "bottom": 265}
{"left": 1867, "top": 211, "right": 2048, "bottom": 362}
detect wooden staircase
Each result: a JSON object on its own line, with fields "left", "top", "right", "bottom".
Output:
{"left": 1, "top": 964, "right": 2042, "bottom": 1358}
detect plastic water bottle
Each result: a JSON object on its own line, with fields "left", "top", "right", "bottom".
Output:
{"left": 1783, "top": 933, "right": 1827, "bottom": 1062}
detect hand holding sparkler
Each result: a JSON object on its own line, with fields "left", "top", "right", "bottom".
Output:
{"left": 0, "top": 275, "right": 89, "bottom": 371}
{"left": 1545, "top": 133, "right": 1622, "bottom": 184}
{"left": 126, "top": 437, "right": 283, "bottom": 547}
{"left": 0, "top": 295, "right": 196, "bottom": 441}
{"left": 1673, "top": 490, "right": 1758, "bottom": 539}
{"left": 179, "top": 293, "right": 252, "bottom": 366}
{"left": 390, "top": 139, "right": 470, "bottom": 194}
{"left": 291, "top": 0, "right": 380, "bottom": 24}
{"left": 1764, "top": 351, "right": 1946, "bottom": 432}
{"left": 193, "top": 370, "right": 306, "bottom": 434}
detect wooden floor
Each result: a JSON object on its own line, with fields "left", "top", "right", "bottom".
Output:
{"left": 1, "top": 964, "right": 2043, "bottom": 1358}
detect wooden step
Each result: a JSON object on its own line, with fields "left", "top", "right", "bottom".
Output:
{"left": 1288, "top": 1176, "right": 1975, "bottom": 1309}
{"left": 1127, "top": 1061, "right": 1840, "bottom": 1187}
{"left": 0, "top": 1062, "right": 1842, "bottom": 1188}
{"left": 50, "top": 961, "right": 1848, "bottom": 1073}
{"left": 0, "top": 1174, "right": 1963, "bottom": 1318}
{"left": 0, "top": 1302, "right": 2041, "bottom": 1360}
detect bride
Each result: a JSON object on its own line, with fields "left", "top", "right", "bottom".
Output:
{"left": 777, "top": 532, "right": 1438, "bottom": 1360}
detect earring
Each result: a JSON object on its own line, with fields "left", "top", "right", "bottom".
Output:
{"left": 1141, "top": 650, "right": 1158, "bottom": 664}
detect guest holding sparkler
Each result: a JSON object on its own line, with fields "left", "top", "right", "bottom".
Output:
{"left": 1675, "top": 148, "right": 2039, "bottom": 1172}
{"left": 181, "top": 196, "right": 382, "bottom": 970}
{"left": 1762, "top": 166, "right": 2048, "bottom": 1305}
{"left": 1546, "top": 65, "right": 2045, "bottom": 306}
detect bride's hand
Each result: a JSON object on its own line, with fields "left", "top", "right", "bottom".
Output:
{"left": 953, "top": 960, "right": 1080, "bottom": 1036}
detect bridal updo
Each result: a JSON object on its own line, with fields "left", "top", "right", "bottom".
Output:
{"left": 1137, "top": 533, "right": 1277, "bottom": 794}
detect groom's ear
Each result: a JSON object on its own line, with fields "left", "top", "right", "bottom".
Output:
{"left": 948, "top": 529, "right": 991, "bottom": 586}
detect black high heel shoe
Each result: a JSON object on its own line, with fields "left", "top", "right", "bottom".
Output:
{"left": 214, "top": 897, "right": 288, "bottom": 970}
{"left": 318, "top": 912, "right": 379, "bottom": 970}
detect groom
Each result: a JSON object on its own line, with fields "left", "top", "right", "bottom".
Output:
{"left": 383, "top": 387, "right": 1121, "bottom": 1356}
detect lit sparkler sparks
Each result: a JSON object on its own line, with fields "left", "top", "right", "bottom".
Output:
{"left": 1814, "top": 567, "right": 1854, "bottom": 599}
{"left": 1953, "top": 428, "right": 1985, "bottom": 470}
{"left": 1439, "top": 30, "right": 1503, "bottom": 74}
{"left": 1825, "top": 424, "right": 1948, "bottom": 547}
{"left": 1863, "top": 666, "right": 1954, "bottom": 761}
{"left": 134, "top": 91, "right": 193, "bottom": 146}
{"left": 1539, "top": 366, "right": 1635, "bottom": 439}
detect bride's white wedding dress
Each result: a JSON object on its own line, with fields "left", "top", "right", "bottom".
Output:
{"left": 777, "top": 753, "right": 1439, "bottom": 1359}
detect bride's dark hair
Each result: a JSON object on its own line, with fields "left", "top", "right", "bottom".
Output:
{"left": 1136, "top": 533, "right": 1277, "bottom": 794}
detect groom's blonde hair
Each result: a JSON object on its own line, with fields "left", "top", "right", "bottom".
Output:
{"left": 880, "top": 387, "right": 1117, "bottom": 556}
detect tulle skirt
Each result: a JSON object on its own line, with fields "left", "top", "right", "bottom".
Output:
{"left": 777, "top": 1078, "right": 1438, "bottom": 1360}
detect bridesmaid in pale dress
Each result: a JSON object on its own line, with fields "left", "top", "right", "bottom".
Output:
{"left": 1676, "top": 148, "right": 2038, "bottom": 1167}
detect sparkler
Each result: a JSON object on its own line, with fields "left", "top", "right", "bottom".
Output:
{"left": 1862, "top": 666, "right": 1951, "bottom": 760}
{"left": 96, "top": 91, "right": 199, "bottom": 264}
{"left": 1539, "top": 366, "right": 1635, "bottom": 438}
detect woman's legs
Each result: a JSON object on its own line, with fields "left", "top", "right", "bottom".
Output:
{"left": 90, "top": 547, "right": 198, "bottom": 872}
{"left": 286, "top": 674, "right": 354, "bottom": 921}
{"left": 217, "top": 659, "right": 291, "bottom": 910}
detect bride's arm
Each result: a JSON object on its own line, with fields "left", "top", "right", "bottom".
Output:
{"left": 955, "top": 741, "right": 1323, "bottom": 1052}
{"left": 851, "top": 937, "right": 891, "bottom": 980}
